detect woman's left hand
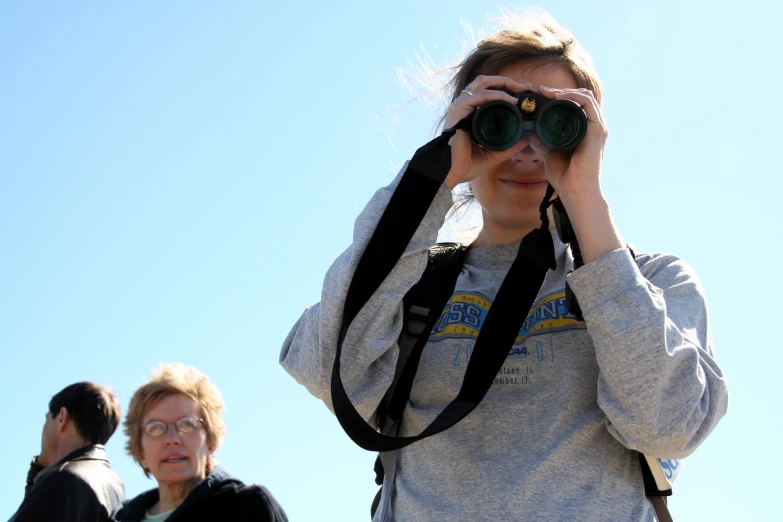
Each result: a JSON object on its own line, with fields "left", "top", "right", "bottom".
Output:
{"left": 528, "top": 86, "right": 623, "bottom": 264}
{"left": 527, "top": 86, "right": 608, "bottom": 205}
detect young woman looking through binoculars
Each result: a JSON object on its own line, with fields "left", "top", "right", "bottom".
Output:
{"left": 280, "top": 9, "right": 728, "bottom": 521}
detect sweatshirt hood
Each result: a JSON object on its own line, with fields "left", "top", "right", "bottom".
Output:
{"left": 116, "top": 467, "right": 244, "bottom": 521}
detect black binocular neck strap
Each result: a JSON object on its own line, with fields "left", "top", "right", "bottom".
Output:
{"left": 331, "top": 130, "right": 557, "bottom": 453}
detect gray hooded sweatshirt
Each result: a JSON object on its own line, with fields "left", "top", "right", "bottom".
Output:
{"left": 280, "top": 165, "right": 728, "bottom": 521}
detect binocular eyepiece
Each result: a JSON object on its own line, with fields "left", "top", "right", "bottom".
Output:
{"left": 465, "top": 90, "right": 588, "bottom": 151}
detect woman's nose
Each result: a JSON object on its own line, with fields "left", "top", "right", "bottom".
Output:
{"left": 162, "top": 425, "right": 182, "bottom": 445}
{"left": 511, "top": 143, "right": 541, "bottom": 163}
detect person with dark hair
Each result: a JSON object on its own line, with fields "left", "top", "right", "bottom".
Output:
{"left": 8, "top": 382, "right": 125, "bottom": 522}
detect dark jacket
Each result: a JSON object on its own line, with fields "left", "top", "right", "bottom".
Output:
{"left": 8, "top": 445, "right": 125, "bottom": 522}
{"left": 115, "top": 467, "right": 287, "bottom": 522}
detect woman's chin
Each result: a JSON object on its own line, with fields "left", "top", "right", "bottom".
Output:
{"left": 154, "top": 469, "right": 201, "bottom": 486}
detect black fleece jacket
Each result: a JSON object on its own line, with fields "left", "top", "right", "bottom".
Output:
{"left": 115, "top": 467, "right": 287, "bottom": 522}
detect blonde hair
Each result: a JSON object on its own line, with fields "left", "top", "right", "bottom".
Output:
{"left": 445, "top": 9, "right": 602, "bottom": 111}
{"left": 400, "top": 8, "right": 602, "bottom": 126}
{"left": 123, "top": 363, "right": 226, "bottom": 477}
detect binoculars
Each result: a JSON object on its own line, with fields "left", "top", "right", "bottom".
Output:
{"left": 465, "top": 90, "right": 588, "bottom": 151}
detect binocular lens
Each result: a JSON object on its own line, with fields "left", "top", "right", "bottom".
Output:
{"left": 476, "top": 106, "right": 520, "bottom": 149}
{"left": 468, "top": 93, "right": 586, "bottom": 151}
{"left": 538, "top": 105, "right": 583, "bottom": 149}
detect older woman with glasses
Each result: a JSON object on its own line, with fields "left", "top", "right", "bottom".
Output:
{"left": 115, "top": 363, "right": 287, "bottom": 522}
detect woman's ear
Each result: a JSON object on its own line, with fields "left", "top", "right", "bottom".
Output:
{"left": 205, "top": 427, "right": 218, "bottom": 453}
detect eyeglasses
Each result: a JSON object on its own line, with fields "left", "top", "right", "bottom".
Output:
{"left": 142, "top": 416, "right": 203, "bottom": 438}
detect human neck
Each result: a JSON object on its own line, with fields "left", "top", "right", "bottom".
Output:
{"left": 472, "top": 222, "right": 538, "bottom": 248}
{"left": 472, "top": 207, "right": 556, "bottom": 248}
{"left": 154, "top": 477, "right": 201, "bottom": 514}
{"left": 53, "top": 435, "right": 91, "bottom": 464}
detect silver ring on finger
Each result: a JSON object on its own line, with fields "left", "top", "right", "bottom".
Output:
{"left": 461, "top": 88, "right": 475, "bottom": 96}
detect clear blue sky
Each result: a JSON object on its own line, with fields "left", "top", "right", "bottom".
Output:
{"left": 1, "top": 1, "right": 780, "bottom": 520}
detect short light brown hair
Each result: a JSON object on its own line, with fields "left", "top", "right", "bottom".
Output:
{"left": 123, "top": 363, "right": 226, "bottom": 477}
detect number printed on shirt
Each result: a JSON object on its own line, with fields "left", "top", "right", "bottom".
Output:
{"left": 453, "top": 343, "right": 473, "bottom": 367}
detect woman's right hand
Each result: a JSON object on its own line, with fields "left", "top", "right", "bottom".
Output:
{"left": 443, "top": 75, "right": 533, "bottom": 190}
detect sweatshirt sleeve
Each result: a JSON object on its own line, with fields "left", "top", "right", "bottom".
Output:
{"left": 566, "top": 248, "right": 728, "bottom": 458}
{"left": 279, "top": 163, "right": 454, "bottom": 422}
